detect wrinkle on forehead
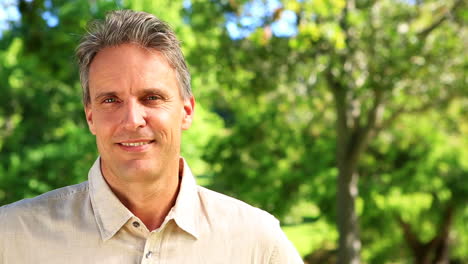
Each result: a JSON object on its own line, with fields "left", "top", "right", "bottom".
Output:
{"left": 88, "top": 43, "right": 178, "bottom": 100}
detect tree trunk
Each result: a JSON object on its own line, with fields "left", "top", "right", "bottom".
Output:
{"left": 397, "top": 204, "right": 454, "bottom": 264}
{"left": 328, "top": 63, "right": 369, "bottom": 264}
{"left": 337, "top": 160, "right": 361, "bottom": 264}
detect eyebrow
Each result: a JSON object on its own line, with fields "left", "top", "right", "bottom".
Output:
{"left": 139, "top": 88, "right": 167, "bottom": 96}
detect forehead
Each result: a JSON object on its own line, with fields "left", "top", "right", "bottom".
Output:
{"left": 88, "top": 43, "right": 177, "bottom": 95}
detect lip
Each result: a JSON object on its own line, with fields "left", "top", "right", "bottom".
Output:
{"left": 116, "top": 139, "right": 155, "bottom": 152}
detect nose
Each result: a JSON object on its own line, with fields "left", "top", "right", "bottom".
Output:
{"left": 122, "top": 100, "right": 147, "bottom": 131}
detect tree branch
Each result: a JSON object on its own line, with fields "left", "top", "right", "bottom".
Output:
{"left": 417, "top": 0, "right": 463, "bottom": 39}
{"left": 375, "top": 92, "right": 455, "bottom": 133}
{"left": 346, "top": 87, "right": 384, "bottom": 166}
{"left": 327, "top": 69, "right": 349, "bottom": 133}
{"left": 395, "top": 215, "right": 422, "bottom": 254}
{"left": 339, "top": 0, "right": 353, "bottom": 51}
{"left": 327, "top": 65, "right": 350, "bottom": 169}
{"left": 364, "top": 88, "right": 384, "bottom": 134}
{"left": 396, "top": 203, "right": 455, "bottom": 263}
{"left": 433, "top": 204, "right": 455, "bottom": 263}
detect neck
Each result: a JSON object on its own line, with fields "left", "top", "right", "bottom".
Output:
{"left": 101, "top": 159, "right": 182, "bottom": 231}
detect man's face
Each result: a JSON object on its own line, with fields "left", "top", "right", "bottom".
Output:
{"left": 85, "top": 43, "right": 194, "bottom": 181}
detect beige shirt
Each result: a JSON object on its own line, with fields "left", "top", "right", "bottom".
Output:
{"left": 0, "top": 158, "right": 302, "bottom": 264}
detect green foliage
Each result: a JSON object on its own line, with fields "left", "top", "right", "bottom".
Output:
{"left": 0, "top": 0, "right": 99, "bottom": 204}
{"left": 188, "top": 0, "right": 468, "bottom": 262}
{"left": 283, "top": 218, "right": 338, "bottom": 257}
{"left": 358, "top": 103, "right": 468, "bottom": 262}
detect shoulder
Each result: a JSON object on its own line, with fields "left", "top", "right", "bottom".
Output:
{"left": 197, "top": 185, "right": 279, "bottom": 226}
{"left": 0, "top": 182, "right": 92, "bottom": 259}
{"left": 196, "top": 186, "right": 303, "bottom": 263}
{"left": 0, "top": 182, "right": 89, "bottom": 225}
{"left": 196, "top": 186, "right": 281, "bottom": 245}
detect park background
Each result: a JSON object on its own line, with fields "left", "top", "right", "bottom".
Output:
{"left": 0, "top": 0, "right": 466, "bottom": 263}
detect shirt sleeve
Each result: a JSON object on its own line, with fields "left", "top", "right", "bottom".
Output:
{"left": 268, "top": 222, "right": 304, "bottom": 264}
{"left": 0, "top": 205, "right": 7, "bottom": 261}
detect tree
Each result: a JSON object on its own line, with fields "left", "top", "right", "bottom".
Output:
{"left": 0, "top": 0, "right": 99, "bottom": 204}
{"left": 323, "top": 0, "right": 466, "bottom": 262}
{"left": 189, "top": 0, "right": 467, "bottom": 262}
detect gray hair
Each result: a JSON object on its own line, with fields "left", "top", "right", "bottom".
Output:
{"left": 76, "top": 10, "right": 191, "bottom": 105}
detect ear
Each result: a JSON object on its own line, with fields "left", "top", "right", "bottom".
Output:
{"left": 181, "top": 96, "right": 195, "bottom": 130}
{"left": 85, "top": 104, "right": 97, "bottom": 135}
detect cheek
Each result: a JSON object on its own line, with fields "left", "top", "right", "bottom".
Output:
{"left": 93, "top": 113, "right": 119, "bottom": 136}
{"left": 161, "top": 112, "right": 183, "bottom": 130}
{"left": 148, "top": 111, "right": 183, "bottom": 138}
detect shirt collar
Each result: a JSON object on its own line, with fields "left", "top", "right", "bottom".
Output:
{"left": 170, "top": 158, "right": 200, "bottom": 239}
{"left": 88, "top": 157, "right": 200, "bottom": 241}
{"left": 88, "top": 157, "right": 133, "bottom": 241}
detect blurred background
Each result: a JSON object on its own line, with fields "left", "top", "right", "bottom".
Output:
{"left": 0, "top": 0, "right": 467, "bottom": 263}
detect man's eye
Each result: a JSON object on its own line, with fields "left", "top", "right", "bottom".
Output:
{"left": 103, "top": 98, "right": 116, "bottom": 103}
{"left": 146, "top": 95, "right": 160, "bottom": 101}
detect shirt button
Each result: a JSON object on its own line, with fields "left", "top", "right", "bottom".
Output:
{"left": 145, "top": 251, "right": 153, "bottom": 258}
{"left": 132, "top": 221, "right": 140, "bottom": 228}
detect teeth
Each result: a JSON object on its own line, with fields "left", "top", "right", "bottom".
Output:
{"left": 121, "top": 141, "right": 151, "bottom": 147}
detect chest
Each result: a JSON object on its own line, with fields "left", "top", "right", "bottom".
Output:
{"left": 2, "top": 221, "right": 270, "bottom": 264}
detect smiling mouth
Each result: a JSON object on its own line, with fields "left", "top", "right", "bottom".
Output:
{"left": 119, "top": 140, "right": 155, "bottom": 147}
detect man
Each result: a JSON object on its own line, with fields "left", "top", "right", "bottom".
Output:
{"left": 0, "top": 10, "right": 302, "bottom": 263}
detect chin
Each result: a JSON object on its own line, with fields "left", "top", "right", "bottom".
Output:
{"left": 124, "top": 158, "right": 158, "bottom": 171}
{"left": 118, "top": 161, "right": 161, "bottom": 181}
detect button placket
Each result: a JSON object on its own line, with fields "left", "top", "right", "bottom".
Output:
{"left": 141, "top": 230, "right": 163, "bottom": 264}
